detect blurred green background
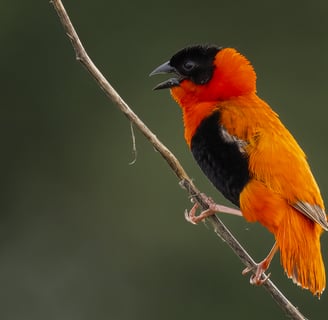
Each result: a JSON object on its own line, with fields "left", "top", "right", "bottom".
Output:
{"left": 1, "top": 0, "right": 328, "bottom": 319}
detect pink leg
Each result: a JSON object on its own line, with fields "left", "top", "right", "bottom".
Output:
{"left": 184, "top": 194, "right": 242, "bottom": 225}
{"left": 242, "top": 242, "right": 278, "bottom": 285}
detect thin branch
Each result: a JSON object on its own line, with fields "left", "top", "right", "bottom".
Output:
{"left": 50, "top": 1, "right": 307, "bottom": 319}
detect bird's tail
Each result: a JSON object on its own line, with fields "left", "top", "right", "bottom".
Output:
{"left": 276, "top": 207, "right": 326, "bottom": 297}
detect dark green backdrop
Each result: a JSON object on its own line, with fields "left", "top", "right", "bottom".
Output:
{"left": 2, "top": 0, "right": 328, "bottom": 319}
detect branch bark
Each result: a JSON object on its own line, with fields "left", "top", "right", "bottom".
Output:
{"left": 50, "top": 1, "right": 307, "bottom": 319}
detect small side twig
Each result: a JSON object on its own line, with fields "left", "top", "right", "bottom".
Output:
{"left": 128, "top": 122, "right": 137, "bottom": 165}
{"left": 50, "top": 1, "right": 307, "bottom": 319}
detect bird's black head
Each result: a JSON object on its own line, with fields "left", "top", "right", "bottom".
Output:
{"left": 150, "top": 45, "right": 222, "bottom": 90}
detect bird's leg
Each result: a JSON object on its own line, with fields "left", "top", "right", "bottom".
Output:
{"left": 184, "top": 193, "right": 242, "bottom": 225}
{"left": 242, "top": 242, "right": 278, "bottom": 285}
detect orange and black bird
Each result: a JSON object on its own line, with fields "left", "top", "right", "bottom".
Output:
{"left": 150, "top": 45, "right": 328, "bottom": 297}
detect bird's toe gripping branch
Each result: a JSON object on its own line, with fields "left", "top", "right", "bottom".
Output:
{"left": 242, "top": 243, "right": 278, "bottom": 286}
{"left": 184, "top": 193, "right": 242, "bottom": 224}
{"left": 242, "top": 263, "right": 272, "bottom": 285}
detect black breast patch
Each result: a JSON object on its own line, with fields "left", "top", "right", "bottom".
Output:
{"left": 190, "top": 111, "right": 250, "bottom": 207}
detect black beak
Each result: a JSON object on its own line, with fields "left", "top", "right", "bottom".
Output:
{"left": 149, "top": 61, "right": 181, "bottom": 90}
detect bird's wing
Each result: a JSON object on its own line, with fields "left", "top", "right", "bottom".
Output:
{"left": 292, "top": 201, "right": 328, "bottom": 231}
{"left": 245, "top": 120, "right": 328, "bottom": 231}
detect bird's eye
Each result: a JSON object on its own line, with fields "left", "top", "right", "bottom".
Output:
{"left": 183, "top": 60, "right": 196, "bottom": 72}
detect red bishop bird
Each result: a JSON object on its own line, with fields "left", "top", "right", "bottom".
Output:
{"left": 150, "top": 44, "right": 328, "bottom": 297}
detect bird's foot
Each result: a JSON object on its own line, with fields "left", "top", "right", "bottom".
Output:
{"left": 242, "top": 243, "right": 278, "bottom": 285}
{"left": 184, "top": 194, "right": 242, "bottom": 225}
{"left": 242, "top": 260, "right": 271, "bottom": 285}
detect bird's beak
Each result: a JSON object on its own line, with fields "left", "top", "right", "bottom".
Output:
{"left": 149, "top": 61, "right": 181, "bottom": 90}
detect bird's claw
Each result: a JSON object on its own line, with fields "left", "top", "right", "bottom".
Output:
{"left": 242, "top": 264, "right": 271, "bottom": 285}
{"left": 184, "top": 193, "right": 242, "bottom": 224}
{"left": 251, "top": 272, "right": 271, "bottom": 285}
{"left": 184, "top": 196, "right": 218, "bottom": 224}
{"left": 184, "top": 202, "right": 209, "bottom": 224}
{"left": 184, "top": 208, "right": 197, "bottom": 225}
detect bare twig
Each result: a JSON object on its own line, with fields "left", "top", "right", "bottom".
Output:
{"left": 128, "top": 122, "right": 137, "bottom": 165}
{"left": 50, "top": 1, "right": 307, "bottom": 319}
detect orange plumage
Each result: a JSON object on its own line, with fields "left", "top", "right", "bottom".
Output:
{"left": 151, "top": 45, "right": 327, "bottom": 296}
